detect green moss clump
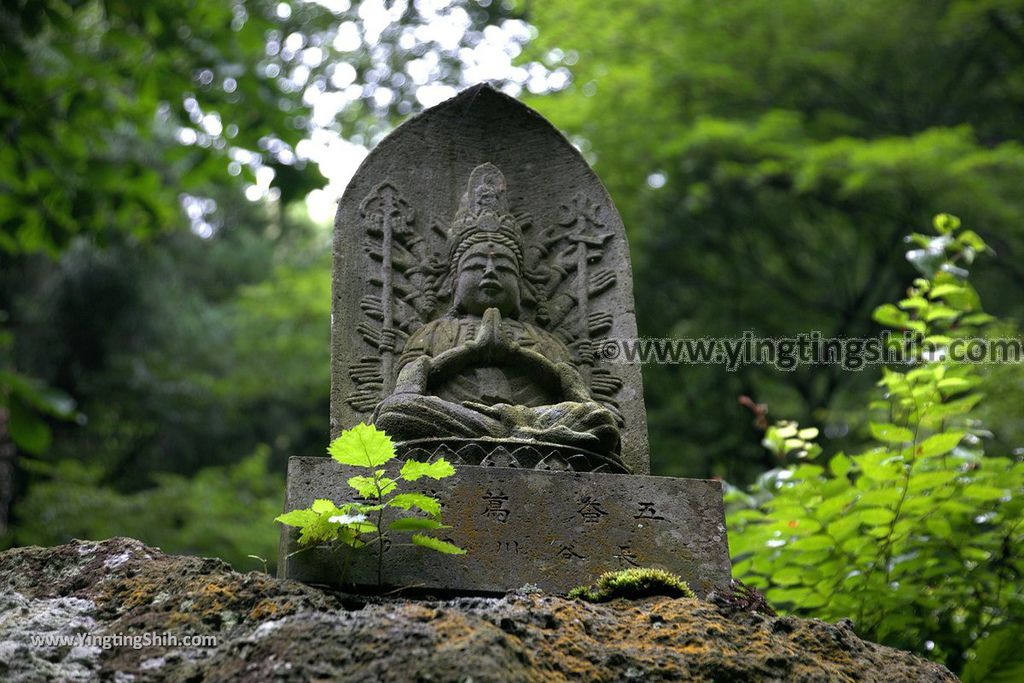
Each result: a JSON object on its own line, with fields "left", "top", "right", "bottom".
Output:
{"left": 567, "top": 568, "right": 695, "bottom": 602}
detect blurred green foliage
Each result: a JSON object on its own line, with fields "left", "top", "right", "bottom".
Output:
{"left": 526, "top": 0, "right": 1024, "bottom": 482}
{"left": 0, "top": 0, "right": 522, "bottom": 562}
{"left": 4, "top": 227, "right": 329, "bottom": 564}
{"left": 1, "top": 0, "right": 319, "bottom": 255}
{"left": 17, "top": 447, "right": 283, "bottom": 572}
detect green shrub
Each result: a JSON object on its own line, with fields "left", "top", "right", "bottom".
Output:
{"left": 727, "top": 215, "right": 1024, "bottom": 677}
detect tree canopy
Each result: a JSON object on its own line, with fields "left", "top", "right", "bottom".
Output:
{"left": 526, "top": 0, "right": 1024, "bottom": 480}
{"left": 0, "top": 0, "right": 524, "bottom": 538}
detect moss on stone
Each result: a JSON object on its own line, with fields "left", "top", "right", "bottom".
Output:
{"left": 567, "top": 568, "right": 695, "bottom": 602}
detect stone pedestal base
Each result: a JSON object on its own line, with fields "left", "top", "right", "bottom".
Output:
{"left": 278, "top": 457, "right": 731, "bottom": 597}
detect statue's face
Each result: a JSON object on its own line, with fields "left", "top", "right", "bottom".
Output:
{"left": 454, "top": 241, "right": 520, "bottom": 316}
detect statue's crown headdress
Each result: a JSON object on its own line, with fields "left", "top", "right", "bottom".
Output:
{"left": 448, "top": 163, "right": 525, "bottom": 268}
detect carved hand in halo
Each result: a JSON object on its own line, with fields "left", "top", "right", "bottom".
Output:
{"left": 570, "top": 338, "right": 594, "bottom": 365}
{"left": 378, "top": 328, "right": 400, "bottom": 354}
{"left": 587, "top": 268, "right": 613, "bottom": 293}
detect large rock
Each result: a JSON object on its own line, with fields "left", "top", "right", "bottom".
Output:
{"left": 0, "top": 538, "right": 955, "bottom": 682}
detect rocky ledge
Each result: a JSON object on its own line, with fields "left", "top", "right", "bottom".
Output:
{"left": 0, "top": 538, "right": 954, "bottom": 682}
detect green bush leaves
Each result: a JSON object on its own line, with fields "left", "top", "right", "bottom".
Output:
{"left": 726, "top": 216, "right": 1024, "bottom": 676}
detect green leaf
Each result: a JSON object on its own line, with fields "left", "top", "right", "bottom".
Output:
{"left": 961, "top": 626, "right": 1024, "bottom": 683}
{"left": 925, "top": 517, "right": 952, "bottom": 539}
{"left": 907, "top": 470, "right": 958, "bottom": 493}
{"left": 411, "top": 533, "right": 466, "bottom": 554}
{"left": 790, "top": 464, "right": 824, "bottom": 480}
{"left": 4, "top": 373, "right": 76, "bottom": 418}
{"left": 924, "top": 305, "right": 959, "bottom": 321}
{"left": 852, "top": 507, "right": 894, "bottom": 526}
{"left": 7, "top": 396, "right": 52, "bottom": 454}
{"left": 961, "top": 312, "right": 995, "bottom": 325}
{"left": 869, "top": 422, "right": 914, "bottom": 443}
{"left": 828, "top": 453, "right": 852, "bottom": 478}
{"left": 336, "top": 527, "right": 367, "bottom": 548}
{"left": 789, "top": 535, "right": 834, "bottom": 551}
{"left": 826, "top": 515, "right": 861, "bottom": 539}
{"left": 328, "top": 423, "right": 396, "bottom": 468}
{"left": 856, "top": 452, "right": 903, "bottom": 481}
{"left": 936, "top": 377, "right": 972, "bottom": 393}
{"left": 388, "top": 492, "right": 441, "bottom": 517}
{"left": 400, "top": 458, "right": 456, "bottom": 481}
{"left": 389, "top": 517, "right": 446, "bottom": 531}
{"left": 771, "top": 566, "right": 807, "bottom": 586}
{"left": 765, "top": 587, "right": 814, "bottom": 606}
{"left": 872, "top": 304, "right": 909, "bottom": 329}
{"left": 915, "top": 432, "right": 963, "bottom": 458}
{"left": 311, "top": 499, "right": 338, "bottom": 514}
{"left": 963, "top": 485, "right": 1006, "bottom": 501}
{"left": 347, "top": 475, "right": 377, "bottom": 499}
{"left": 348, "top": 520, "right": 379, "bottom": 534}
{"left": 857, "top": 489, "right": 901, "bottom": 507}
{"left": 898, "top": 296, "right": 928, "bottom": 310}
{"left": 801, "top": 592, "right": 829, "bottom": 608}
{"left": 928, "top": 283, "right": 964, "bottom": 299}
{"left": 297, "top": 514, "right": 341, "bottom": 546}
{"left": 347, "top": 474, "right": 397, "bottom": 499}
{"left": 276, "top": 508, "right": 318, "bottom": 528}
{"left": 817, "top": 487, "right": 857, "bottom": 519}
{"left": 933, "top": 213, "right": 960, "bottom": 234}
{"left": 920, "top": 393, "right": 984, "bottom": 427}
{"left": 956, "top": 229, "right": 990, "bottom": 253}
{"left": 923, "top": 334, "right": 953, "bottom": 346}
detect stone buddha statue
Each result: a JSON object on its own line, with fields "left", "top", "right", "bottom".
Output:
{"left": 372, "top": 163, "right": 625, "bottom": 470}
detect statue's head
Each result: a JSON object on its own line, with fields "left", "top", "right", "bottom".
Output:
{"left": 446, "top": 163, "right": 529, "bottom": 317}
{"left": 453, "top": 239, "right": 521, "bottom": 316}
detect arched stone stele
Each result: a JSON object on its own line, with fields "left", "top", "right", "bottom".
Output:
{"left": 331, "top": 84, "right": 650, "bottom": 474}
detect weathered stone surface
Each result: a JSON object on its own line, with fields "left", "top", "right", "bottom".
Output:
{"left": 0, "top": 537, "right": 957, "bottom": 682}
{"left": 332, "top": 83, "right": 651, "bottom": 473}
{"left": 279, "top": 456, "right": 731, "bottom": 597}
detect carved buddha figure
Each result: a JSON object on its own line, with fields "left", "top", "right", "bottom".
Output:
{"left": 373, "top": 163, "right": 624, "bottom": 466}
